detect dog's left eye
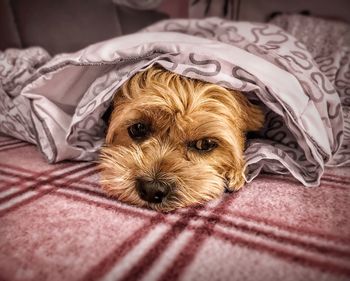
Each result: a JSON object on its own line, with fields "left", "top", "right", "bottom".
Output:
{"left": 128, "top": 122, "right": 150, "bottom": 140}
{"left": 189, "top": 138, "right": 218, "bottom": 152}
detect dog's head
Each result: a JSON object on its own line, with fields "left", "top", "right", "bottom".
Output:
{"left": 100, "top": 66, "right": 264, "bottom": 211}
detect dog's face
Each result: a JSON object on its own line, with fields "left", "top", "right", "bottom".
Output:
{"left": 100, "top": 67, "right": 264, "bottom": 211}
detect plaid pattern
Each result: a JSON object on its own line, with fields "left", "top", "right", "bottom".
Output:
{"left": 0, "top": 133, "right": 349, "bottom": 281}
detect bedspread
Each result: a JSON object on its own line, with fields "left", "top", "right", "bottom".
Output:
{"left": 0, "top": 133, "right": 349, "bottom": 281}
{"left": 0, "top": 15, "right": 349, "bottom": 186}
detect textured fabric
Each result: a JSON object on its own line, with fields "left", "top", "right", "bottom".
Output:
{"left": 0, "top": 133, "right": 350, "bottom": 281}
{"left": 0, "top": 47, "right": 51, "bottom": 143}
{"left": 0, "top": 16, "right": 350, "bottom": 188}
{"left": 268, "top": 14, "right": 350, "bottom": 168}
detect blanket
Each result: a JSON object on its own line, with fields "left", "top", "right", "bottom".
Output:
{"left": 0, "top": 14, "right": 349, "bottom": 187}
{"left": 1, "top": 133, "right": 350, "bottom": 281}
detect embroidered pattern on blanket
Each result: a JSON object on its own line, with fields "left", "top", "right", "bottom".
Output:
{"left": 0, "top": 15, "right": 349, "bottom": 186}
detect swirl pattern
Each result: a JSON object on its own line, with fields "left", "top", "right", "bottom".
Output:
{"left": 1, "top": 15, "right": 349, "bottom": 187}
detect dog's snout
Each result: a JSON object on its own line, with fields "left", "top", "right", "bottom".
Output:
{"left": 136, "top": 178, "right": 170, "bottom": 204}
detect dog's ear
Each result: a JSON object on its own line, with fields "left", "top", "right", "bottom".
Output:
{"left": 232, "top": 91, "right": 265, "bottom": 133}
{"left": 243, "top": 103, "right": 265, "bottom": 132}
{"left": 217, "top": 90, "right": 264, "bottom": 192}
{"left": 104, "top": 90, "right": 127, "bottom": 144}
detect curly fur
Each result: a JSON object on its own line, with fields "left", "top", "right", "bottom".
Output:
{"left": 99, "top": 66, "right": 264, "bottom": 211}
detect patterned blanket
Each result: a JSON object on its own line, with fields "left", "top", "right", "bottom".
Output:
{"left": 0, "top": 15, "right": 349, "bottom": 187}
{"left": 1, "top": 133, "right": 350, "bottom": 281}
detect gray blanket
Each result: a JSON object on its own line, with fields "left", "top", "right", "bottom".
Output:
{"left": 1, "top": 15, "right": 349, "bottom": 186}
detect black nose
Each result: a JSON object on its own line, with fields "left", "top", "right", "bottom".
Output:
{"left": 136, "top": 179, "right": 170, "bottom": 203}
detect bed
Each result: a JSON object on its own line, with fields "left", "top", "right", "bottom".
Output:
{"left": 0, "top": 1, "right": 350, "bottom": 281}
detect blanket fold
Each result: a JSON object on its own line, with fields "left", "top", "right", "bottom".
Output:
{"left": 1, "top": 15, "right": 349, "bottom": 186}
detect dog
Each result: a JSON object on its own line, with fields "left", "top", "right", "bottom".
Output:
{"left": 99, "top": 66, "right": 264, "bottom": 211}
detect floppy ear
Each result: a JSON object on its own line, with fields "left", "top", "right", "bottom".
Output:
{"left": 104, "top": 89, "right": 128, "bottom": 145}
{"left": 232, "top": 91, "right": 265, "bottom": 132}
{"left": 222, "top": 90, "right": 264, "bottom": 192}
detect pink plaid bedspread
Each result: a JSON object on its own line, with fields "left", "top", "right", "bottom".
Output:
{"left": 0, "top": 133, "right": 349, "bottom": 281}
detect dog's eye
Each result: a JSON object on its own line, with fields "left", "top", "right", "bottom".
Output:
{"left": 127, "top": 122, "right": 150, "bottom": 140}
{"left": 189, "top": 138, "right": 218, "bottom": 152}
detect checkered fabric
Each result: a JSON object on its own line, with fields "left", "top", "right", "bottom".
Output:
{"left": 0, "top": 133, "right": 349, "bottom": 281}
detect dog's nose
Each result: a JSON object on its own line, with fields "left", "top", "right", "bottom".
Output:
{"left": 136, "top": 179, "right": 170, "bottom": 204}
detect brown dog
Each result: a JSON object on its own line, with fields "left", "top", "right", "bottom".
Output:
{"left": 99, "top": 66, "right": 264, "bottom": 211}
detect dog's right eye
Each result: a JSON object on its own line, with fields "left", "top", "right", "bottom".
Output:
{"left": 127, "top": 123, "right": 150, "bottom": 140}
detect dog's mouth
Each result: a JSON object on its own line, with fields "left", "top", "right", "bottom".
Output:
{"left": 134, "top": 177, "right": 231, "bottom": 212}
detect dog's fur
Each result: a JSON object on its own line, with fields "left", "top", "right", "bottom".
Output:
{"left": 99, "top": 66, "right": 264, "bottom": 211}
